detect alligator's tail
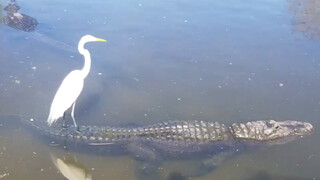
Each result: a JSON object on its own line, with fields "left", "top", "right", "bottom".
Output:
{"left": 0, "top": 115, "right": 51, "bottom": 139}
{"left": 0, "top": 115, "right": 22, "bottom": 130}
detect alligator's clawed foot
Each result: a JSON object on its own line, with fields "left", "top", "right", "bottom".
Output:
{"left": 135, "top": 161, "right": 163, "bottom": 180}
{"left": 167, "top": 172, "right": 188, "bottom": 180}
{"left": 76, "top": 126, "right": 90, "bottom": 133}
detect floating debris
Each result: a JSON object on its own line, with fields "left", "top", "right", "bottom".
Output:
{"left": 14, "top": 80, "right": 20, "bottom": 84}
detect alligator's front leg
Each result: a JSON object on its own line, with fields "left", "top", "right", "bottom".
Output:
{"left": 181, "top": 149, "right": 236, "bottom": 177}
{"left": 126, "top": 141, "right": 163, "bottom": 180}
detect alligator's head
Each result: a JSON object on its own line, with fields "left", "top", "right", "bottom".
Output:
{"left": 229, "top": 120, "right": 313, "bottom": 144}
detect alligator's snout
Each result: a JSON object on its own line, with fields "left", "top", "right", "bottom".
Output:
{"left": 230, "top": 120, "right": 314, "bottom": 141}
{"left": 294, "top": 122, "right": 313, "bottom": 135}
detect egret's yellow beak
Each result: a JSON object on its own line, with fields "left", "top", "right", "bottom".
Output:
{"left": 96, "top": 38, "right": 106, "bottom": 42}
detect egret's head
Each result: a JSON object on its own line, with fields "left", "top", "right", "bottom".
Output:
{"left": 78, "top": 35, "right": 106, "bottom": 51}
{"left": 81, "top": 35, "right": 106, "bottom": 43}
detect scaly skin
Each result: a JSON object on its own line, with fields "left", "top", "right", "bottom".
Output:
{"left": 23, "top": 118, "right": 313, "bottom": 147}
{"left": 20, "top": 118, "right": 313, "bottom": 177}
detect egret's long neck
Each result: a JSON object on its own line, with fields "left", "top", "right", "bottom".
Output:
{"left": 78, "top": 41, "right": 91, "bottom": 79}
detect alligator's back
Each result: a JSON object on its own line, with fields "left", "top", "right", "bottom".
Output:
{"left": 21, "top": 117, "right": 313, "bottom": 155}
{"left": 20, "top": 117, "right": 313, "bottom": 177}
{"left": 22, "top": 118, "right": 235, "bottom": 153}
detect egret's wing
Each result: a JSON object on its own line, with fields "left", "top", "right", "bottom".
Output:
{"left": 47, "top": 70, "right": 84, "bottom": 125}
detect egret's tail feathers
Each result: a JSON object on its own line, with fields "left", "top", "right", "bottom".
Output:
{"left": 47, "top": 116, "right": 55, "bottom": 126}
{"left": 47, "top": 113, "right": 61, "bottom": 126}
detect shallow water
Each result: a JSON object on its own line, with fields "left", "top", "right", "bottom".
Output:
{"left": 1, "top": 0, "right": 320, "bottom": 179}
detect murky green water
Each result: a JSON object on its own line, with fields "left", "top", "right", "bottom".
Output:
{"left": 1, "top": 0, "right": 320, "bottom": 179}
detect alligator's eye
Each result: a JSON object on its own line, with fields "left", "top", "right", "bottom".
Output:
{"left": 266, "top": 122, "right": 273, "bottom": 128}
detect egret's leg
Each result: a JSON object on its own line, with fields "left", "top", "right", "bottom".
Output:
{"left": 71, "top": 102, "right": 78, "bottom": 128}
{"left": 62, "top": 112, "right": 67, "bottom": 128}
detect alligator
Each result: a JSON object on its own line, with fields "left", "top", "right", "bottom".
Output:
{"left": 19, "top": 117, "right": 313, "bottom": 178}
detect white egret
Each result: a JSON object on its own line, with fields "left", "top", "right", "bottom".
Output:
{"left": 47, "top": 35, "right": 106, "bottom": 128}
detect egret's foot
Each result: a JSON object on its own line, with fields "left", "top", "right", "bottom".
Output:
{"left": 76, "top": 125, "right": 80, "bottom": 132}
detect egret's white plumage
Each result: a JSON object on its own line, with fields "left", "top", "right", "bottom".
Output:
{"left": 47, "top": 35, "right": 106, "bottom": 127}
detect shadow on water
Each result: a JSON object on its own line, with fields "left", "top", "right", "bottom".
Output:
{"left": 75, "top": 93, "right": 102, "bottom": 123}
{"left": 244, "top": 171, "right": 316, "bottom": 180}
{"left": 167, "top": 172, "right": 188, "bottom": 180}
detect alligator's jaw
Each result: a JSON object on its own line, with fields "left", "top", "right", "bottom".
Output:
{"left": 229, "top": 120, "right": 313, "bottom": 142}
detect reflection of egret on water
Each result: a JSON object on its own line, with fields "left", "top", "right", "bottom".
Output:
{"left": 51, "top": 153, "right": 92, "bottom": 180}
{"left": 47, "top": 35, "right": 106, "bottom": 129}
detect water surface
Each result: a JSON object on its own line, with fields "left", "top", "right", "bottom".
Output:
{"left": 0, "top": 0, "right": 320, "bottom": 179}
